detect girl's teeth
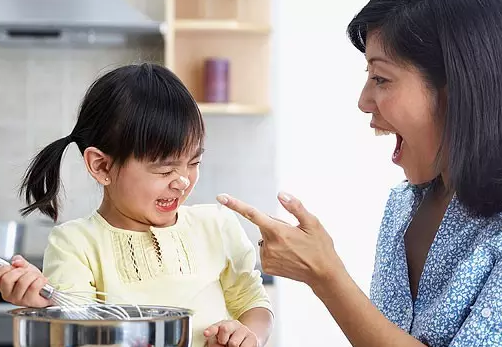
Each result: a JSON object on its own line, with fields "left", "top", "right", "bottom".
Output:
{"left": 156, "top": 199, "right": 175, "bottom": 207}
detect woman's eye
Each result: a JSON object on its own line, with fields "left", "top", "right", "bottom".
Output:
{"left": 371, "top": 76, "right": 387, "bottom": 85}
{"left": 161, "top": 171, "right": 174, "bottom": 177}
{"left": 190, "top": 161, "right": 201, "bottom": 167}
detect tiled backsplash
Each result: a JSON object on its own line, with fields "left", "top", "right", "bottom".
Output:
{"left": 0, "top": 0, "right": 276, "bottom": 260}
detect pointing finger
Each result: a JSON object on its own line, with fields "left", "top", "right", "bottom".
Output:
{"left": 217, "top": 194, "right": 274, "bottom": 229}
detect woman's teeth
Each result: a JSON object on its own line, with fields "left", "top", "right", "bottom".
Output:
{"left": 374, "top": 128, "right": 395, "bottom": 136}
{"left": 156, "top": 199, "right": 175, "bottom": 207}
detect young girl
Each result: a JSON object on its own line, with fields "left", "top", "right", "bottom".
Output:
{"left": 0, "top": 63, "right": 273, "bottom": 347}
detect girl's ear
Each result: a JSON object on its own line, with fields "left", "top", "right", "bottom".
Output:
{"left": 83, "top": 147, "right": 113, "bottom": 185}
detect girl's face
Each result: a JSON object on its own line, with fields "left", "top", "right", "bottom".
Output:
{"left": 102, "top": 146, "right": 203, "bottom": 230}
{"left": 358, "top": 32, "right": 445, "bottom": 184}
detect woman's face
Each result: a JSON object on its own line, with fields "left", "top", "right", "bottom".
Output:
{"left": 358, "top": 32, "right": 445, "bottom": 184}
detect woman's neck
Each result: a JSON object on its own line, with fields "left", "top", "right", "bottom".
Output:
{"left": 440, "top": 171, "right": 450, "bottom": 191}
{"left": 429, "top": 173, "right": 454, "bottom": 203}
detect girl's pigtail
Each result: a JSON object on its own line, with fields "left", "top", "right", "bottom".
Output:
{"left": 19, "top": 135, "right": 73, "bottom": 221}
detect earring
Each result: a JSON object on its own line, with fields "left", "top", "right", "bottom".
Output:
{"left": 104, "top": 177, "right": 109, "bottom": 183}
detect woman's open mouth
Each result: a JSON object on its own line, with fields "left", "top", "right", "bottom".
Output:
{"left": 374, "top": 128, "right": 404, "bottom": 164}
{"left": 392, "top": 134, "right": 403, "bottom": 163}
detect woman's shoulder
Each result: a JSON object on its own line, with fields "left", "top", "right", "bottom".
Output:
{"left": 473, "top": 212, "right": 502, "bottom": 258}
{"left": 388, "top": 179, "right": 431, "bottom": 199}
{"left": 379, "top": 180, "right": 419, "bottom": 220}
{"left": 390, "top": 179, "right": 413, "bottom": 192}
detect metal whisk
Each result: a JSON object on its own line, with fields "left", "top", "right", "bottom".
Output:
{"left": 0, "top": 258, "right": 142, "bottom": 320}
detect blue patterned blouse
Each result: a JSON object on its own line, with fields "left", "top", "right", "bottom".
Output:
{"left": 370, "top": 180, "right": 502, "bottom": 346}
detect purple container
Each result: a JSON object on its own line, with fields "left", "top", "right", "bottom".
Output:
{"left": 204, "top": 57, "right": 230, "bottom": 103}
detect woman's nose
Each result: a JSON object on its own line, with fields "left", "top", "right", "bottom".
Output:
{"left": 358, "top": 83, "right": 376, "bottom": 114}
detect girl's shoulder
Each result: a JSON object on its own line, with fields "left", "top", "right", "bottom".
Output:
{"left": 180, "top": 204, "right": 240, "bottom": 226}
{"left": 48, "top": 211, "right": 110, "bottom": 245}
{"left": 178, "top": 204, "right": 246, "bottom": 243}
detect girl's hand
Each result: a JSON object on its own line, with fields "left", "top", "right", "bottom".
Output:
{"left": 0, "top": 255, "right": 51, "bottom": 308}
{"left": 217, "top": 192, "right": 342, "bottom": 288}
{"left": 204, "top": 320, "right": 259, "bottom": 347}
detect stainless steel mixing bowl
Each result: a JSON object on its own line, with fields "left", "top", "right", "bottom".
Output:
{"left": 9, "top": 305, "right": 193, "bottom": 347}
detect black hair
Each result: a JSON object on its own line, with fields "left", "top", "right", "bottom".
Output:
{"left": 19, "top": 63, "right": 205, "bottom": 221}
{"left": 347, "top": 0, "right": 502, "bottom": 217}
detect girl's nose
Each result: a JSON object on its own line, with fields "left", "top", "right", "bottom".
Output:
{"left": 171, "top": 174, "right": 190, "bottom": 191}
{"left": 179, "top": 175, "right": 190, "bottom": 188}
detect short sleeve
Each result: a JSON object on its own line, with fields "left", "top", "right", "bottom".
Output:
{"left": 449, "top": 260, "right": 502, "bottom": 346}
{"left": 43, "top": 225, "right": 96, "bottom": 299}
{"left": 218, "top": 207, "right": 273, "bottom": 319}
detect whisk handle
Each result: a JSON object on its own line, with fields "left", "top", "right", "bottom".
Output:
{"left": 40, "top": 284, "right": 55, "bottom": 300}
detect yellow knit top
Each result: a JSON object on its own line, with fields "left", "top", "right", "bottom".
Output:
{"left": 42, "top": 204, "right": 272, "bottom": 347}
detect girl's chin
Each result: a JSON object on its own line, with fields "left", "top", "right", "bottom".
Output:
{"left": 152, "top": 219, "right": 177, "bottom": 228}
{"left": 149, "top": 211, "right": 178, "bottom": 227}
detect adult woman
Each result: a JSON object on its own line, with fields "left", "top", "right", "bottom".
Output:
{"left": 217, "top": 0, "right": 502, "bottom": 346}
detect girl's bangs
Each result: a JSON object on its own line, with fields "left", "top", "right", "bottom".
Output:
{"left": 117, "top": 66, "right": 205, "bottom": 163}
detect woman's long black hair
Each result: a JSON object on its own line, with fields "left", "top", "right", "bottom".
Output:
{"left": 19, "top": 63, "right": 205, "bottom": 221}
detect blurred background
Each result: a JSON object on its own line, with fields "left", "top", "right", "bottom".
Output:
{"left": 0, "top": 0, "right": 404, "bottom": 346}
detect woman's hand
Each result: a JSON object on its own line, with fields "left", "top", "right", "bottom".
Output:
{"left": 216, "top": 192, "right": 342, "bottom": 288}
{"left": 0, "top": 255, "right": 50, "bottom": 308}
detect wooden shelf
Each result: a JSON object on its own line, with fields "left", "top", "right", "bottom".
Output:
{"left": 198, "top": 103, "right": 270, "bottom": 115}
{"left": 174, "top": 34, "right": 269, "bottom": 107}
{"left": 165, "top": 0, "right": 271, "bottom": 116}
{"left": 175, "top": 19, "right": 271, "bottom": 34}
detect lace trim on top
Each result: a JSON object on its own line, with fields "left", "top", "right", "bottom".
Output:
{"left": 92, "top": 211, "right": 196, "bottom": 284}
{"left": 110, "top": 231, "right": 165, "bottom": 283}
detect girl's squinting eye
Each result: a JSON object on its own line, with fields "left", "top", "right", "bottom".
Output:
{"left": 160, "top": 170, "right": 174, "bottom": 177}
{"left": 190, "top": 161, "right": 201, "bottom": 167}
